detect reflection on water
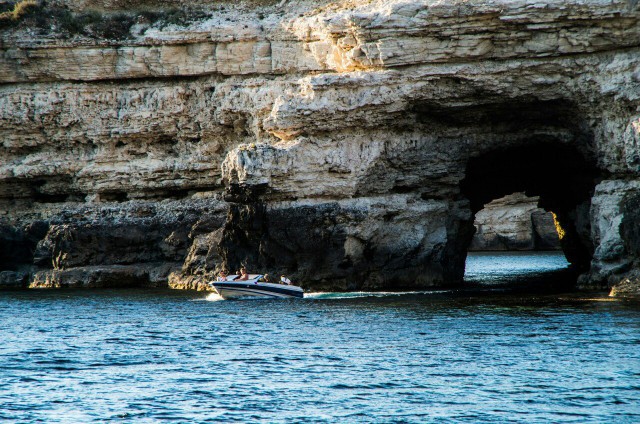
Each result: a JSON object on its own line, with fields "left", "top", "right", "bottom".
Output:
{"left": 1, "top": 253, "right": 639, "bottom": 423}
{"left": 464, "top": 251, "right": 576, "bottom": 295}
{"left": 465, "top": 251, "right": 570, "bottom": 283}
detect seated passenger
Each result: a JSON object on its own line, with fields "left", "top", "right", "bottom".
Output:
{"left": 239, "top": 267, "right": 249, "bottom": 281}
{"left": 280, "top": 275, "right": 292, "bottom": 285}
{"left": 216, "top": 270, "right": 228, "bottom": 282}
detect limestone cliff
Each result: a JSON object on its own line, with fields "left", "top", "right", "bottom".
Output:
{"left": 1, "top": 0, "right": 639, "bottom": 294}
{"left": 470, "top": 193, "right": 561, "bottom": 251}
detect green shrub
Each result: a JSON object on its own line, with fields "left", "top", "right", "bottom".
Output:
{"left": 0, "top": 0, "right": 39, "bottom": 29}
{"left": 0, "top": 0, "right": 38, "bottom": 21}
{"left": 11, "top": 0, "right": 36, "bottom": 17}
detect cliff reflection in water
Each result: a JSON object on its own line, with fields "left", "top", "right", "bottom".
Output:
{"left": 465, "top": 251, "right": 570, "bottom": 284}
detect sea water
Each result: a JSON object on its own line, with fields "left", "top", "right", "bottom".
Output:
{"left": 1, "top": 252, "right": 639, "bottom": 423}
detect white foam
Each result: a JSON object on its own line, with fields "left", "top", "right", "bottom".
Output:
{"left": 205, "top": 293, "right": 224, "bottom": 302}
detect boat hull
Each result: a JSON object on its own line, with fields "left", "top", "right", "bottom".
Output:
{"left": 211, "top": 280, "right": 304, "bottom": 299}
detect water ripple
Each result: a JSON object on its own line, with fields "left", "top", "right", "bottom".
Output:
{"left": 0, "top": 253, "right": 639, "bottom": 422}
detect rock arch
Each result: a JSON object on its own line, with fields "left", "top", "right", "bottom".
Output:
{"left": 0, "top": 0, "right": 638, "bottom": 294}
{"left": 460, "top": 142, "right": 600, "bottom": 273}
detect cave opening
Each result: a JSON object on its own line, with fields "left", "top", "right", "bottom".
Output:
{"left": 459, "top": 142, "right": 600, "bottom": 288}
{"left": 463, "top": 191, "right": 570, "bottom": 288}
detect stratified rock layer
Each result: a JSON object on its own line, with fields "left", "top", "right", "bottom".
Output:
{"left": 1, "top": 0, "right": 639, "bottom": 293}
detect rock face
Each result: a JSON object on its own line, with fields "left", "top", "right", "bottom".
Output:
{"left": 470, "top": 193, "right": 561, "bottom": 251}
{"left": 0, "top": 197, "right": 228, "bottom": 288}
{"left": 0, "top": 0, "right": 639, "bottom": 293}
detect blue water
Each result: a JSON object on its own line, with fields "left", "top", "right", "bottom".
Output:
{"left": 1, "top": 253, "right": 639, "bottom": 423}
{"left": 465, "top": 251, "right": 571, "bottom": 284}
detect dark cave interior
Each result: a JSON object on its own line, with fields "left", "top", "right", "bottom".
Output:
{"left": 461, "top": 142, "right": 601, "bottom": 272}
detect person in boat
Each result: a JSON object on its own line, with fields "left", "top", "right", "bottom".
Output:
{"left": 238, "top": 267, "right": 249, "bottom": 281}
{"left": 280, "top": 275, "right": 292, "bottom": 285}
{"left": 217, "top": 270, "right": 228, "bottom": 282}
{"left": 259, "top": 274, "right": 271, "bottom": 283}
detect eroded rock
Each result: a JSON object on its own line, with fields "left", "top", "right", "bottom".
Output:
{"left": 0, "top": 0, "right": 639, "bottom": 291}
{"left": 470, "top": 193, "right": 561, "bottom": 251}
{"left": 609, "top": 270, "right": 640, "bottom": 298}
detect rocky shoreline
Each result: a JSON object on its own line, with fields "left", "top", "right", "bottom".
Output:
{"left": 1, "top": 0, "right": 639, "bottom": 295}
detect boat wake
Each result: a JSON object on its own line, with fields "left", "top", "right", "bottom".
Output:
{"left": 201, "top": 290, "right": 451, "bottom": 301}
{"left": 305, "top": 290, "right": 450, "bottom": 300}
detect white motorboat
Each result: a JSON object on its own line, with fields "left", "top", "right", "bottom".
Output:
{"left": 209, "top": 275, "right": 304, "bottom": 299}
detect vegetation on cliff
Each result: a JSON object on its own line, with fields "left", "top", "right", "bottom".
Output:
{"left": 0, "top": 0, "right": 209, "bottom": 40}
